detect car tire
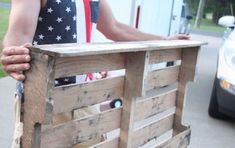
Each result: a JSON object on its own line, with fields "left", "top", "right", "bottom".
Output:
{"left": 208, "top": 78, "right": 231, "bottom": 120}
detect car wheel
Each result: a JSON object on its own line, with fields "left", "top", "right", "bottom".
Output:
{"left": 208, "top": 78, "right": 231, "bottom": 120}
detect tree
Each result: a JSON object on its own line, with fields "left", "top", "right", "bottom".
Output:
{"left": 194, "top": 0, "right": 206, "bottom": 28}
{"left": 188, "top": 0, "right": 235, "bottom": 24}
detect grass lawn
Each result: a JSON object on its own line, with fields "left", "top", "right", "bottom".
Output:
{"left": 0, "top": 8, "right": 10, "bottom": 77}
{"left": 0, "top": 0, "right": 10, "bottom": 3}
{"left": 192, "top": 18, "right": 225, "bottom": 32}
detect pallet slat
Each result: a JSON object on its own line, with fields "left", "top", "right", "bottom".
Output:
{"left": 157, "top": 127, "right": 190, "bottom": 148}
{"left": 41, "top": 108, "right": 122, "bottom": 148}
{"left": 132, "top": 115, "right": 174, "bottom": 148}
{"left": 55, "top": 53, "right": 125, "bottom": 78}
{"left": 174, "top": 47, "right": 199, "bottom": 134}
{"left": 119, "top": 52, "right": 150, "bottom": 148}
{"left": 134, "top": 88, "right": 177, "bottom": 121}
{"left": 52, "top": 76, "right": 124, "bottom": 114}
{"left": 23, "top": 53, "right": 55, "bottom": 148}
{"left": 147, "top": 66, "right": 180, "bottom": 90}
{"left": 89, "top": 138, "right": 119, "bottom": 148}
{"left": 149, "top": 49, "right": 182, "bottom": 64}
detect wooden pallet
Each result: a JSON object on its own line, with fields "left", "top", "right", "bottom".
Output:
{"left": 21, "top": 40, "right": 204, "bottom": 148}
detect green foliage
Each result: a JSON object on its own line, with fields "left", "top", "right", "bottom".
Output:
{"left": 0, "top": 0, "right": 10, "bottom": 3}
{"left": 0, "top": 8, "right": 10, "bottom": 47}
{"left": 187, "top": 0, "right": 199, "bottom": 15}
{"left": 192, "top": 18, "right": 225, "bottom": 32}
{"left": 187, "top": 0, "right": 235, "bottom": 23}
{"left": 0, "top": 8, "right": 10, "bottom": 78}
{"left": 0, "top": 66, "right": 6, "bottom": 77}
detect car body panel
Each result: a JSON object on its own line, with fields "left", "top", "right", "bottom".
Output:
{"left": 213, "top": 17, "right": 235, "bottom": 118}
{"left": 216, "top": 78, "right": 235, "bottom": 118}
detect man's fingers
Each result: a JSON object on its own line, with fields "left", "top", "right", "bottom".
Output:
{"left": 2, "top": 46, "right": 29, "bottom": 56}
{"left": 4, "top": 63, "right": 30, "bottom": 73}
{"left": 21, "top": 43, "right": 32, "bottom": 48}
{"left": 10, "top": 72, "right": 25, "bottom": 81}
{"left": 178, "top": 34, "right": 190, "bottom": 40}
{"left": 1, "top": 54, "right": 31, "bottom": 65}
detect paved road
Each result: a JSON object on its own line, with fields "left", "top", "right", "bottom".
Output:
{"left": 0, "top": 33, "right": 235, "bottom": 148}
{"left": 191, "top": 29, "right": 223, "bottom": 38}
{"left": 184, "top": 33, "right": 235, "bottom": 148}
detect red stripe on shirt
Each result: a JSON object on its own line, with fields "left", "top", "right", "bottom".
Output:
{"left": 83, "top": 0, "right": 92, "bottom": 43}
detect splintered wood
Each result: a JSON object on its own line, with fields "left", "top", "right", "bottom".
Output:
{"left": 21, "top": 40, "right": 204, "bottom": 148}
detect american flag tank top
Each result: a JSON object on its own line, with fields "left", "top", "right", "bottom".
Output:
{"left": 33, "top": 0, "right": 99, "bottom": 45}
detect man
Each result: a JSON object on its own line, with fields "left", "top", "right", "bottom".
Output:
{"left": 0, "top": 0, "right": 189, "bottom": 81}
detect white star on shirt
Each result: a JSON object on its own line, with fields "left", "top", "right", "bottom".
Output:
{"left": 33, "top": 41, "right": 38, "bottom": 45}
{"left": 56, "top": 35, "right": 62, "bottom": 41}
{"left": 71, "top": 0, "right": 75, "bottom": 2}
{"left": 38, "top": 17, "right": 43, "bottom": 22}
{"left": 65, "top": 7, "right": 71, "bottom": 13}
{"left": 47, "top": 8, "right": 53, "bottom": 13}
{"left": 56, "top": 0, "right": 61, "bottom": 4}
{"left": 73, "top": 16, "right": 76, "bottom": 21}
{"left": 39, "top": 34, "right": 44, "bottom": 40}
{"left": 73, "top": 34, "right": 77, "bottom": 39}
{"left": 48, "top": 26, "right": 54, "bottom": 31}
{"left": 56, "top": 17, "right": 63, "bottom": 23}
{"left": 65, "top": 26, "right": 71, "bottom": 31}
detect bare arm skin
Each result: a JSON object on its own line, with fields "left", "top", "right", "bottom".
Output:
{"left": 0, "top": 0, "right": 41, "bottom": 80}
{"left": 97, "top": 0, "right": 189, "bottom": 41}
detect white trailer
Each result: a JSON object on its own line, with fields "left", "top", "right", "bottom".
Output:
{"left": 94, "top": 0, "right": 185, "bottom": 42}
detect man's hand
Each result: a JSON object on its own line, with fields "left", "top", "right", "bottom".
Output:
{"left": 166, "top": 34, "right": 190, "bottom": 40}
{"left": 0, "top": 43, "right": 31, "bottom": 81}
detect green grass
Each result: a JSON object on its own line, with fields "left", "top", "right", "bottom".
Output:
{"left": 0, "top": 8, "right": 10, "bottom": 78}
{"left": 192, "top": 18, "right": 225, "bottom": 32}
{"left": 0, "top": 0, "right": 10, "bottom": 3}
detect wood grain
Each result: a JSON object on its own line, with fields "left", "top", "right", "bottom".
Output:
{"left": 54, "top": 53, "right": 125, "bottom": 78}
{"left": 41, "top": 108, "right": 122, "bottom": 148}
{"left": 149, "top": 48, "right": 182, "bottom": 64}
{"left": 173, "top": 47, "right": 199, "bottom": 134}
{"left": 157, "top": 127, "right": 191, "bottom": 148}
{"left": 30, "top": 40, "right": 205, "bottom": 57}
{"left": 132, "top": 115, "right": 174, "bottom": 148}
{"left": 134, "top": 88, "right": 177, "bottom": 121}
{"left": 22, "top": 52, "right": 55, "bottom": 148}
{"left": 147, "top": 66, "right": 180, "bottom": 90}
{"left": 119, "top": 51, "right": 149, "bottom": 148}
{"left": 52, "top": 76, "right": 124, "bottom": 114}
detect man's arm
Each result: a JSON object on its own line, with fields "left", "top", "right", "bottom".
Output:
{"left": 0, "top": 0, "right": 41, "bottom": 80}
{"left": 97, "top": 0, "right": 189, "bottom": 42}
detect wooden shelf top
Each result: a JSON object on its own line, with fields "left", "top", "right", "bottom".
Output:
{"left": 31, "top": 40, "right": 206, "bottom": 57}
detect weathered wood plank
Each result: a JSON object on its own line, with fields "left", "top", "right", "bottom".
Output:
{"left": 134, "top": 88, "right": 177, "bottom": 121}
{"left": 119, "top": 51, "right": 149, "bottom": 148}
{"left": 149, "top": 48, "right": 182, "bottom": 64}
{"left": 157, "top": 127, "right": 191, "bottom": 148}
{"left": 89, "top": 138, "right": 119, "bottom": 148}
{"left": 52, "top": 76, "right": 124, "bottom": 114}
{"left": 132, "top": 115, "right": 174, "bottom": 148}
{"left": 41, "top": 108, "right": 122, "bottom": 148}
{"left": 147, "top": 66, "right": 180, "bottom": 90}
{"left": 173, "top": 47, "right": 199, "bottom": 134}
{"left": 54, "top": 53, "right": 125, "bottom": 78}
{"left": 71, "top": 138, "right": 103, "bottom": 148}
{"left": 22, "top": 53, "right": 55, "bottom": 148}
{"left": 31, "top": 40, "right": 205, "bottom": 57}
